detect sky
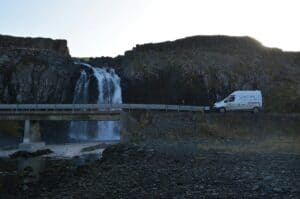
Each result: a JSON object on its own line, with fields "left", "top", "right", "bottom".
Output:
{"left": 0, "top": 0, "right": 300, "bottom": 57}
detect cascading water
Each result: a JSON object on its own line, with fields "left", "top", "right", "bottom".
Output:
{"left": 69, "top": 63, "right": 122, "bottom": 141}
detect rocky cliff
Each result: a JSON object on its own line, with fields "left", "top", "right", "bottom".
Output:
{"left": 1, "top": 34, "right": 300, "bottom": 112}
{"left": 0, "top": 34, "right": 70, "bottom": 57}
{"left": 88, "top": 36, "right": 300, "bottom": 112}
{"left": 0, "top": 35, "right": 79, "bottom": 103}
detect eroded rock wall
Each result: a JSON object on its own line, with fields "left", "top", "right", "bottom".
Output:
{"left": 88, "top": 36, "right": 300, "bottom": 112}
{"left": 0, "top": 34, "right": 70, "bottom": 57}
{"left": 0, "top": 35, "right": 79, "bottom": 104}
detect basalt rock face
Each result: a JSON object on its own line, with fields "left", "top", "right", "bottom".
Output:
{"left": 0, "top": 35, "right": 80, "bottom": 104}
{"left": 0, "top": 34, "right": 70, "bottom": 57}
{"left": 88, "top": 36, "right": 300, "bottom": 112}
{"left": 1, "top": 34, "right": 300, "bottom": 112}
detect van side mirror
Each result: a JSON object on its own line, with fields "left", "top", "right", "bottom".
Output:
{"left": 224, "top": 100, "right": 228, "bottom": 103}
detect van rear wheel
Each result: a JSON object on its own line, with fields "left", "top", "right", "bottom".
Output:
{"left": 219, "top": 108, "right": 226, "bottom": 113}
{"left": 253, "top": 107, "right": 259, "bottom": 113}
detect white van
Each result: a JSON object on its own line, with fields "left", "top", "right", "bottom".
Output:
{"left": 213, "top": 90, "right": 262, "bottom": 112}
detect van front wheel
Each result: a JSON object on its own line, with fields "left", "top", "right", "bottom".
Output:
{"left": 253, "top": 107, "right": 259, "bottom": 113}
{"left": 219, "top": 108, "right": 226, "bottom": 113}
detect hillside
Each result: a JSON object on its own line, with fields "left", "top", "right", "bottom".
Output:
{"left": 0, "top": 34, "right": 300, "bottom": 112}
{"left": 88, "top": 36, "right": 300, "bottom": 112}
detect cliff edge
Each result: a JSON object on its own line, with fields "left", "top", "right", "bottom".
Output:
{"left": 0, "top": 34, "right": 70, "bottom": 57}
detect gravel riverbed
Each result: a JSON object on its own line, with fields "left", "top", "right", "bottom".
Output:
{"left": 2, "top": 142, "right": 299, "bottom": 199}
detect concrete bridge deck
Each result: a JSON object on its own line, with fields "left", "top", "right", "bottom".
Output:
{"left": 0, "top": 103, "right": 209, "bottom": 113}
{"left": 0, "top": 104, "right": 209, "bottom": 151}
{"left": 0, "top": 103, "right": 209, "bottom": 121}
{"left": 0, "top": 104, "right": 209, "bottom": 121}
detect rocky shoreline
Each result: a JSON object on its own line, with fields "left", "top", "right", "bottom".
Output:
{"left": 2, "top": 142, "right": 299, "bottom": 199}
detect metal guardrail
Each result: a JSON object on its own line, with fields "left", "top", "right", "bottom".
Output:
{"left": 0, "top": 104, "right": 210, "bottom": 112}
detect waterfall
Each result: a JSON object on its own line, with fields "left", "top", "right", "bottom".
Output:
{"left": 69, "top": 63, "right": 122, "bottom": 141}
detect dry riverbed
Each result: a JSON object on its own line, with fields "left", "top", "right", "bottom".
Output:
{"left": 1, "top": 141, "right": 299, "bottom": 199}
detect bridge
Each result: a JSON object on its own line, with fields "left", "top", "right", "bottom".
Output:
{"left": 0, "top": 104, "right": 209, "bottom": 151}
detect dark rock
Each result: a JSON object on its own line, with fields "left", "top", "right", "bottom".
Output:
{"left": 0, "top": 47, "right": 80, "bottom": 104}
{"left": 11, "top": 143, "right": 300, "bottom": 199}
{"left": 101, "top": 143, "right": 148, "bottom": 163}
{"left": 86, "top": 35, "right": 300, "bottom": 112}
{"left": 75, "top": 165, "right": 89, "bottom": 176}
{"left": 252, "top": 184, "right": 261, "bottom": 191}
{"left": 264, "top": 175, "right": 274, "bottom": 181}
{"left": 0, "top": 34, "right": 70, "bottom": 57}
{"left": 22, "top": 184, "right": 29, "bottom": 191}
{"left": 273, "top": 187, "right": 283, "bottom": 193}
{"left": 23, "top": 166, "right": 33, "bottom": 172}
{"left": 1, "top": 34, "right": 300, "bottom": 113}
{"left": 9, "top": 149, "right": 53, "bottom": 158}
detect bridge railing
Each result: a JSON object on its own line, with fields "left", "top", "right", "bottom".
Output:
{"left": 0, "top": 104, "right": 210, "bottom": 112}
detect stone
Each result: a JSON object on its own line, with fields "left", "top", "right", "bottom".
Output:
{"left": 0, "top": 54, "right": 10, "bottom": 64}
{"left": 273, "top": 187, "right": 283, "bottom": 193}
{"left": 252, "top": 184, "right": 260, "bottom": 191}
{"left": 0, "top": 34, "right": 70, "bottom": 56}
{"left": 264, "top": 176, "right": 274, "bottom": 181}
{"left": 10, "top": 148, "right": 52, "bottom": 158}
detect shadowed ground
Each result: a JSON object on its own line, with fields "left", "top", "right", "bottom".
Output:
{"left": 1, "top": 112, "right": 300, "bottom": 198}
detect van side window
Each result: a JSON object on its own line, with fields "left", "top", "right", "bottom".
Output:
{"left": 228, "top": 95, "right": 235, "bottom": 102}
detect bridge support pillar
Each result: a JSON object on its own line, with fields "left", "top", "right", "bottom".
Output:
{"left": 19, "top": 120, "right": 46, "bottom": 152}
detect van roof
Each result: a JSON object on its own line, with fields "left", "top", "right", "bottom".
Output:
{"left": 231, "top": 90, "right": 262, "bottom": 95}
